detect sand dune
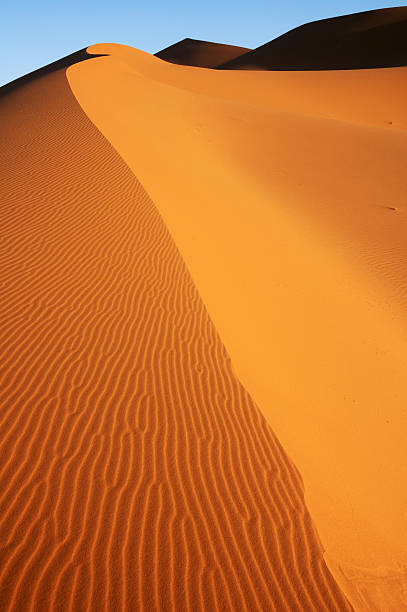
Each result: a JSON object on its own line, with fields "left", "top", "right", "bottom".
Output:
{"left": 68, "top": 43, "right": 407, "bottom": 610}
{"left": 155, "top": 38, "right": 250, "bottom": 68}
{"left": 217, "top": 7, "right": 407, "bottom": 70}
{"left": 2, "top": 9, "right": 407, "bottom": 610}
{"left": 0, "top": 67, "right": 352, "bottom": 610}
{"left": 0, "top": 49, "right": 106, "bottom": 96}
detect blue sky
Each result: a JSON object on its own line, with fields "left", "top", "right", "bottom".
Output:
{"left": 1, "top": 0, "right": 406, "bottom": 86}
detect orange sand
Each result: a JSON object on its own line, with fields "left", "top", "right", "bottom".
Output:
{"left": 67, "top": 44, "right": 407, "bottom": 609}
{"left": 0, "top": 68, "right": 352, "bottom": 610}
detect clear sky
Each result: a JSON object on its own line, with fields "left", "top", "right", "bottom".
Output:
{"left": 1, "top": 0, "right": 406, "bottom": 86}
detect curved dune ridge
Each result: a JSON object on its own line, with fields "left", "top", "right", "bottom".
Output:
{"left": 0, "top": 68, "right": 352, "bottom": 610}
{"left": 155, "top": 38, "right": 250, "bottom": 68}
{"left": 217, "top": 7, "right": 407, "bottom": 70}
{"left": 68, "top": 43, "right": 407, "bottom": 611}
{"left": 0, "top": 48, "right": 107, "bottom": 96}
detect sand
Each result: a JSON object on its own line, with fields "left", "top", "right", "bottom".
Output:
{"left": 1, "top": 8, "right": 407, "bottom": 609}
{"left": 155, "top": 38, "right": 250, "bottom": 68}
{"left": 218, "top": 7, "right": 407, "bottom": 69}
{"left": 67, "top": 43, "right": 407, "bottom": 609}
{"left": 0, "top": 68, "right": 351, "bottom": 610}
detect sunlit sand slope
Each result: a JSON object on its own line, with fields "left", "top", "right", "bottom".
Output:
{"left": 69, "top": 44, "right": 407, "bottom": 610}
{"left": 0, "top": 70, "right": 351, "bottom": 610}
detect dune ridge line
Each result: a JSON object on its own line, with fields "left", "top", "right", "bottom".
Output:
{"left": 0, "top": 67, "right": 352, "bottom": 610}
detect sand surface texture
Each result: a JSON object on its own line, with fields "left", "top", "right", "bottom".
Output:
{"left": 0, "top": 68, "right": 352, "bottom": 610}
{"left": 68, "top": 42, "right": 407, "bottom": 610}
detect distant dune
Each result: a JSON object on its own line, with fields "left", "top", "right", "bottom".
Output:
{"left": 217, "top": 7, "right": 407, "bottom": 69}
{"left": 155, "top": 38, "right": 250, "bottom": 68}
{"left": 1, "top": 7, "right": 407, "bottom": 611}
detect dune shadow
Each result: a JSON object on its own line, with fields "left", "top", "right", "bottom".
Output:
{"left": 216, "top": 8, "right": 407, "bottom": 71}
{"left": 155, "top": 38, "right": 250, "bottom": 69}
{"left": 0, "top": 48, "right": 107, "bottom": 97}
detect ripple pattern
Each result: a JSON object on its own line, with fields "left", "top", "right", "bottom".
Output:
{"left": 0, "top": 69, "right": 352, "bottom": 611}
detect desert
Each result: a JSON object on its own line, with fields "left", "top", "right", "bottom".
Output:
{"left": 1, "top": 6, "right": 407, "bottom": 611}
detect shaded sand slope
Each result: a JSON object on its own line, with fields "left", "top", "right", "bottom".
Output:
{"left": 0, "top": 70, "right": 352, "bottom": 610}
{"left": 155, "top": 38, "right": 250, "bottom": 68}
{"left": 218, "top": 7, "right": 407, "bottom": 70}
{"left": 69, "top": 44, "right": 407, "bottom": 610}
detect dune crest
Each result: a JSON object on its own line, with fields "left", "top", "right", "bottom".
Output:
{"left": 0, "top": 48, "right": 106, "bottom": 96}
{"left": 3, "top": 6, "right": 407, "bottom": 608}
{"left": 68, "top": 42, "right": 407, "bottom": 610}
{"left": 217, "top": 7, "right": 407, "bottom": 70}
{"left": 0, "top": 67, "right": 352, "bottom": 610}
{"left": 155, "top": 38, "right": 250, "bottom": 68}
